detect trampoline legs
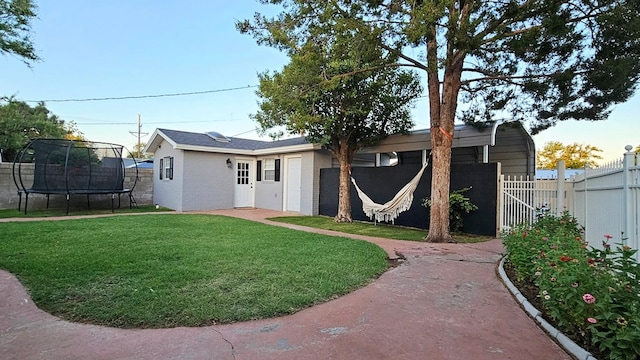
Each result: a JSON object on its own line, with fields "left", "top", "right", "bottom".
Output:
{"left": 66, "top": 194, "right": 70, "bottom": 215}
{"left": 17, "top": 192, "right": 22, "bottom": 212}
{"left": 111, "top": 193, "right": 115, "bottom": 213}
{"left": 46, "top": 194, "right": 50, "bottom": 209}
{"left": 24, "top": 193, "right": 29, "bottom": 215}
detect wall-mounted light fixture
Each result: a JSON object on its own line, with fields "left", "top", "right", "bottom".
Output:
{"left": 226, "top": 158, "right": 232, "bottom": 168}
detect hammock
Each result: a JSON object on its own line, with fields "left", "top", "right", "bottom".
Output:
{"left": 351, "top": 162, "right": 428, "bottom": 224}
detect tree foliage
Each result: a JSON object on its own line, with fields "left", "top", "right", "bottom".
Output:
{"left": 242, "top": 11, "right": 422, "bottom": 222}
{"left": 537, "top": 141, "right": 603, "bottom": 169}
{"left": 239, "top": 0, "right": 640, "bottom": 241}
{"left": 0, "top": 99, "right": 76, "bottom": 162}
{"left": 127, "top": 142, "right": 150, "bottom": 159}
{"left": 0, "top": 0, "right": 39, "bottom": 65}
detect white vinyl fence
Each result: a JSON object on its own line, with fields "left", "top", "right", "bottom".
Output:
{"left": 500, "top": 147, "right": 640, "bottom": 261}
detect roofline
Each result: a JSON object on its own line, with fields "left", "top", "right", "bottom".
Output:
{"left": 143, "top": 129, "right": 321, "bottom": 155}
{"left": 174, "top": 142, "right": 321, "bottom": 155}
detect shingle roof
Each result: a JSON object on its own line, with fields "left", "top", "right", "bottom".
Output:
{"left": 158, "top": 128, "right": 310, "bottom": 150}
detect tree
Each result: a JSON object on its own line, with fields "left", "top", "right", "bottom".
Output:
{"left": 0, "top": 99, "right": 75, "bottom": 162}
{"left": 127, "top": 142, "right": 149, "bottom": 159}
{"left": 240, "top": 0, "right": 640, "bottom": 242}
{"left": 0, "top": 0, "right": 39, "bottom": 65}
{"left": 245, "top": 24, "right": 422, "bottom": 222}
{"left": 537, "top": 141, "right": 603, "bottom": 169}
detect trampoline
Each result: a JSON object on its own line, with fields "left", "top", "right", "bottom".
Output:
{"left": 12, "top": 138, "right": 139, "bottom": 214}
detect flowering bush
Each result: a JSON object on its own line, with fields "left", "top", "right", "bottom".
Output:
{"left": 503, "top": 213, "right": 640, "bottom": 360}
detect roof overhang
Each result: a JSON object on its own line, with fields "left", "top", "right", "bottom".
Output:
{"left": 143, "top": 129, "right": 321, "bottom": 156}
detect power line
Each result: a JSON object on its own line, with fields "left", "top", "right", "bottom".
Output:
{"left": 22, "top": 85, "right": 258, "bottom": 103}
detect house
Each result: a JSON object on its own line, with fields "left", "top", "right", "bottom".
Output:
{"left": 143, "top": 129, "right": 332, "bottom": 214}
{"left": 144, "top": 121, "right": 534, "bottom": 217}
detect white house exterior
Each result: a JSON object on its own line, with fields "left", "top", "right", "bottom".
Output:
{"left": 144, "top": 129, "right": 331, "bottom": 214}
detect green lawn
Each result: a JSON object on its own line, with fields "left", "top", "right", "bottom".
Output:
{"left": 0, "top": 214, "right": 388, "bottom": 328}
{"left": 0, "top": 204, "right": 172, "bottom": 218}
{"left": 268, "top": 216, "right": 493, "bottom": 243}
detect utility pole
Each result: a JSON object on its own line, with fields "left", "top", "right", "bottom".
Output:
{"left": 129, "top": 114, "right": 148, "bottom": 158}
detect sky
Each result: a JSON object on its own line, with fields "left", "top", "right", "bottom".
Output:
{"left": 1, "top": 0, "right": 638, "bottom": 163}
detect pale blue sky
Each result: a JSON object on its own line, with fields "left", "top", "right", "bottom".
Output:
{"left": 1, "top": 1, "right": 637, "bottom": 162}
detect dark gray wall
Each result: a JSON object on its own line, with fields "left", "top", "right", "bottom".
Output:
{"left": 319, "top": 163, "right": 499, "bottom": 236}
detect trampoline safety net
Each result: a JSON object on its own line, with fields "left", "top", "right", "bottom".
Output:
{"left": 12, "top": 138, "right": 139, "bottom": 214}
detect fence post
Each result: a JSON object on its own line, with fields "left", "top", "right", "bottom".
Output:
{"left": 499, "top": 174, "right": 504, "bottom": 234}
{"left": 556, "top": 160, "right": 565, "bottom": 214}
{"left": 623, "top": 145, "right": 634, "bottom": 248}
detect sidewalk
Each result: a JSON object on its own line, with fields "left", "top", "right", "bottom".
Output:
{"left": 0, "top": 209, "right": 570, "bottom": 359}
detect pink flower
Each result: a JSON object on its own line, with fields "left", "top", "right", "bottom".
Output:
{"left": 603, "top": 243, "right": 611, "bottom": 248}
{"left": 571, "top": 283, "right": 579, "bottom": 288}
{"left": 587, "top": 317, "right": 597, "bottom": 324}
{"left": 604, "top": 234, "right": 613, "bottom": 240}
{"left": 583, "top": 294, "right": 596, "bottom": 304}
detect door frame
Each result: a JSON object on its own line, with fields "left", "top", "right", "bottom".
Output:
{"left": 283, "top": 155, "right": 302, "bottom": 212}
{"left": 234, "top": 158, "right": 255, "bottom": 208}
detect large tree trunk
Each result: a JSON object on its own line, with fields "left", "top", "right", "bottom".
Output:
{"left": 335, "top": 140, "right": 353, "bottom": 222}
{"left": 425, "top": 21, "right": 464, "bottom": 242}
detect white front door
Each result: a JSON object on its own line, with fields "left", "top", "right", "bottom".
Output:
{"left": 234, "top": 160, "right": 254, "bottom": 207}
{"left": 285, "top": 156, "right": 302, "bottom": 212}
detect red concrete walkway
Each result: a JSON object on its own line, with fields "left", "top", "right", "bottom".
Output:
{"left": 0, "top": 209, "right": 570, "bottom": 359}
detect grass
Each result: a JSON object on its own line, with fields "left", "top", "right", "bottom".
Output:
{"left": 0, "top": 204, "right": 172, "bottom": 218}
{"left": 0, "top": 214, "right": 388, "bottom": 328}
{"left": 268, "top": 216, "right": 493, "bottom": 243}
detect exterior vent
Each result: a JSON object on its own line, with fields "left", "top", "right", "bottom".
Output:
{"left": 205, "top": 131, "right": 231, "bottom": 143}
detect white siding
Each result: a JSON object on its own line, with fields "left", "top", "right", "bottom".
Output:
{"left": 182, "top": 152, "right": 234, "bottom": 211}
{"left": 152, "top": 140, "right": 184, "bottom": 211}
{"left": 255, "top": 156, "right": 283, "bottom": 211}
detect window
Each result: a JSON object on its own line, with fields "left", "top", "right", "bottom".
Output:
{"left": 264, "top": 159, "right": 275, "bottom": 181}
{"left": 160, "top": 156, "right": 173, "bottom": 180}
{"left": 257, "top": 158, "right": 280, "bottom": 182}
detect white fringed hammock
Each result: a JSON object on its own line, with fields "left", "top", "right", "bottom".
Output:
{"left": 351, "top": 161, "right": 429, "bottom": 224}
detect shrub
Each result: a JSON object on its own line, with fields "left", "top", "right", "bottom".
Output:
{"left": 422, "top": 187, "right": 478, "bottom": 232}
{"left": 503, "top": 213, "right": 640, "bottom": 360}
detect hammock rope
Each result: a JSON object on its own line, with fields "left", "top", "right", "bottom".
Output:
{"left": 351, "top": 160, "right": 429, "bottom": 224}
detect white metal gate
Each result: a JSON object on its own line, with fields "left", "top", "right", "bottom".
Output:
{"left": 500, "top": 175, "right": 536, "bottom": 231}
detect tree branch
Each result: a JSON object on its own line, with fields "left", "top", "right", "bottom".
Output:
{"left": 381, "top": 44, "right": 428, "bottom": 70}
{"left": 461, "top": 68, "right": 590, "bottom": 85}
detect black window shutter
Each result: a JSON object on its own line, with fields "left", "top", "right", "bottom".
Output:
{"left": 169, "top": 157, "right": 174, "bottom": 180}
{"left": 274, "top": 159, "right": 281, "bottom": 182}
{"left": 159, "top": 158, "right": 163, "bottom": 180}
{"left": 256, "top": 160, "right": 262, "bottom": 181}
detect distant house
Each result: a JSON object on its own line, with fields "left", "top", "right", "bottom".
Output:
{"left": 144, "top": 121, "right": 534, "bottom": 214}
